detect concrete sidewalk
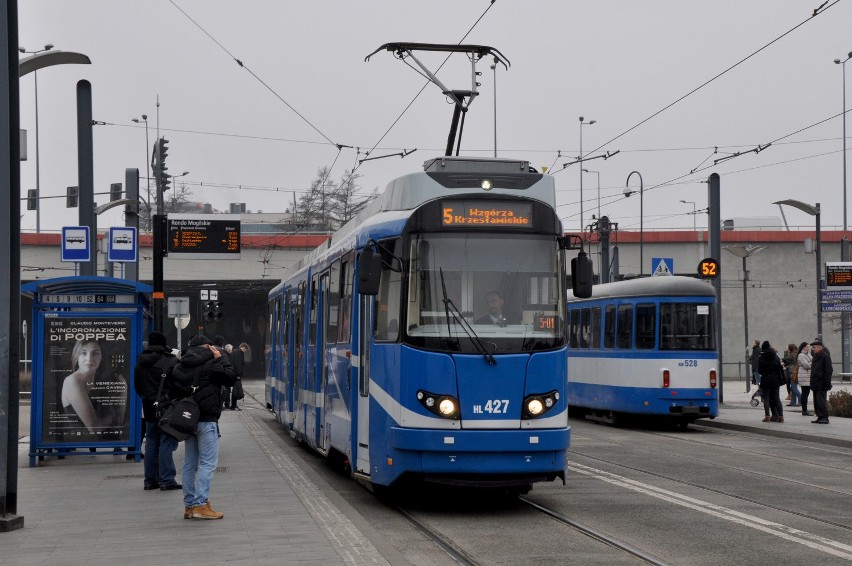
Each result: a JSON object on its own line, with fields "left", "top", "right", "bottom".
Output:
{"left": 5, "top": 389, "right": 390, "bottom": 566}
{"left": 698, "top": 380, "right": 852, "bottom": 448}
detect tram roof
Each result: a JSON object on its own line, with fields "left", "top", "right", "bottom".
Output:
{"left": 569, "top": 276, "right": 717, "bottom": 302}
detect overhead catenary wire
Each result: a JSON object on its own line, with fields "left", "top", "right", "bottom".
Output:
{"left": 557, "top": 0, "right": 839, "bottom": 170}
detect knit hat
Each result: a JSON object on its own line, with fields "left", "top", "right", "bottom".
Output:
{"left": 213, "top": 335, "right": 226, "bottom": 347}
{"left": 761, "top": 340, "right": 771, "bottom": 351}
{"left": 148, "top": 331, "right": 168, "bottom": 347}
{"left": 189, "top": 334, "right": 211, "bottom": 347}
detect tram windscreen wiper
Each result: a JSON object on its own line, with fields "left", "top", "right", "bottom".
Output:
{"left": 439, "top": 268, "right": 496, "bottom": 365}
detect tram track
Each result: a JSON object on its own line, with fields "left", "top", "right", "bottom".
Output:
{"left": 518, "top": 497, "right": 672, "bottom": 566}
{"left": 569, "top": 426, "right": 852, "bottom": 534}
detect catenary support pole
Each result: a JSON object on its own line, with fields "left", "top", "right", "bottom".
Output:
{"left": 708, "top": 173, "right": 723, "bottom": 403}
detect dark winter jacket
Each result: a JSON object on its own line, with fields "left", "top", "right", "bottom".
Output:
{"left": 133, "top": 345, "right": 178, "bottom": 422}
{"left": 230, "top": 348, "right": 245, "bottom": 377}
{"left": 170, "top": 345, "right": 237, "bottom": 422}
{"left": 810, "top": 349, "right": 834, "bottom": 392}
{"left": 757, "top": 350, "right": 785, "bottom": 388}
{"left": 750, "top": 345, "right": 760, "bottom": 371}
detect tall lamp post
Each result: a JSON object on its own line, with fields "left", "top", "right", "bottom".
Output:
{"left": 132, "top": 115, "right": 150, "bottom": 228}
{"left": 583, "top": 169, "right": 601, "bottom": 219}
{"left": 680, "top": 199, "right": 700, "bottom": 262}
{"left": 835, "top": 51, "right": 851, "bottom": 376}
{"left": 725, "top": 244, "right": 766, "bottom": 390}
{"left": 19, "top": 44, "right": 53, "bottom": 233}
{"left": 624, "top": 171, "right": 644, "bottom": 275}
{"left": 775, "top": 199, "right": 822, "bottom": 339}
{"left": 579, "top": 116, "right": 596, "bottom": 230}
{"left": 170, "top": 171, "right": 189, "bottom": 204}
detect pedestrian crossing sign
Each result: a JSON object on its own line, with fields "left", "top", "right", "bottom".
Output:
{"left": 651, "top": 257, "right": 674, "bottom": 276}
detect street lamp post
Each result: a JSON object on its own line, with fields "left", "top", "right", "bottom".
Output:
{"left": 725, "top": 244, "right": 766, "bottom": 391}
{"left": 583, "top": 169, "right": 601, "bottom": 219}
{"left": 835, "top": 51, "right": 851, "bottom": 377}
{"left": 680, "top": 199, "right": 700, "bottom": 261}
{"left": 579, "top": 116, "right": 596, "bottom": 230}
{"left": 19, "top": 43, "right": 54, "bottom": 233}
{"left": 170, "top": 171, "right": 189, "bottom": 206}
{"left": 624, "top": 171, "right": 644, "bottom": 275}
{"left": 774, "top": 199, "right": 822, "bottom": 339}
{"left": 132, "top": 115, "right": 150, "bottom": 228}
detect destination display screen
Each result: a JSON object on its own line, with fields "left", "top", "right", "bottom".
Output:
{"left": 826, "top": 262, "right": 852, "bottom": 287}
{"left": 535, "top": 315, "right": 558, "bottom": 331}
{"left": 167, "top": 214, "right": 241, "bottom": 260}
{"left": 441, "top": 200, "right": 533, "bottom": 228}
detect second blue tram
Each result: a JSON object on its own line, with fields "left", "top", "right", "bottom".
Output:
{"left": 266, "top": 156, "right": 592, "bottom": 489}
{"left": 565, "top": 276, "right": 719, "bottom": 425}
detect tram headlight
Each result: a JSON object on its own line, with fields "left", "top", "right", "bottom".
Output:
{"left": 481, "top": 178, "right": 494, "bottom": 190}
{"left": 417, "top": 390, "right": 460, "bottom": 419}
{"left": 438, "top": 398, "right": 457, "bottom": 416}
{"left": 523, "top": 390, "right": 560, "bottom": 419}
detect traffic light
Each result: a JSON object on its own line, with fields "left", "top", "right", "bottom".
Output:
{"left": 27, "top": 189, "right": 37, "bottom": 210}
{"left": 110, "top": 182, "right": 122, "bottom": 202}
{"left": 156, "top": 138, "right": 170, "bottom": 191}
{"left": 66, "top": 186, "right": 78, "bottom": 208}
{"left": 204, "top": 301, "right": 223, "bottom": 322}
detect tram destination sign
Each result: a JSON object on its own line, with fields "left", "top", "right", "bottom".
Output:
{"left": 826, "top": 262, "right": 852, "bottom": 289}
{"left": 441, "top": 200, "right": 533, "bottom": 228}
{"left": 167, "top": 214, "right": 241, "bottom": 260}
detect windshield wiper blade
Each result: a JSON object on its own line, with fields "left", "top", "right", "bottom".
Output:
{"left": 439, "top": 268, "right": 496, "bottom": 365}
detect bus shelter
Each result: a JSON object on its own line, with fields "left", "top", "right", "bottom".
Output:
{"left": 22, "top": 276, "right": 153, "bottom": 466}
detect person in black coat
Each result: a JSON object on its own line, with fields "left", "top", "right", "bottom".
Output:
{"left": 756, "top": 340, "right": 785, "bottom": 423}
{"left": 228, "top": 342, "right": 248, "bottom": 410}
{"left": 809, "top": 340, "right": 833, "bottom": 424}
{"left": 133, "top": 331, "right": 180, "bottom": 490}
{"left": 171, "top": 334, "right": 237, "bottom": 520}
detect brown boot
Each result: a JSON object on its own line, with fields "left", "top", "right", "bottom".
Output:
{"left": 184, "top": 506, "right": 193, "bottom": 520}
{"left": 762, "top": 416, "right": 771, "bottom": 422}
{"left": 191, "top": 501, "right": 224, "bottom": 520}
{"left": 777, "top": 417, "right": 784, "bottom": 423}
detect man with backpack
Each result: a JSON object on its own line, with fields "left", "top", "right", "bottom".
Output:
{"left": 133, "top": 331, "right": 181, "bottom": 491}
{"left": 171, "top": 334, "right": 237, "bottom": 520}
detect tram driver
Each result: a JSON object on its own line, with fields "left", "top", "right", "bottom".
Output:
{"left": 476, "top": 291, "right": 510, "bottom": 327}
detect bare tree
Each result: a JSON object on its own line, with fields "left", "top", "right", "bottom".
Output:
{"left": 293, "top": 167, "right": 377, "bottom": 232}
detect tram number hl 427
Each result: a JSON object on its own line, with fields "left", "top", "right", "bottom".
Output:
{"left": 473, "top": 400, "right": 510, "bottom": 414}
{"left": 697, "top": 258, "right": 719, "bottom": 279}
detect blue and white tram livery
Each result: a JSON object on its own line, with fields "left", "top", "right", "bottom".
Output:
{"left": 265, "top": 156, "right": 593, "bottom": 489}
{"left": 565, "top": 276, "right": 719, "bottom": 425}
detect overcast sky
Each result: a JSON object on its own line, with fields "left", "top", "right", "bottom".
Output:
{"left": 17, "top": 1, "right": 852, "bottom": 235}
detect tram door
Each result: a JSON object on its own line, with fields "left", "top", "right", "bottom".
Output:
{"left": 355, "top": 294, "right": 372, "bottom": 475}
{"left": 318, "top": 272, "right": 330, "bottom": 452}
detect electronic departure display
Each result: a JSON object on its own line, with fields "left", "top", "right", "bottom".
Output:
{"left": 441, "top": 200, "right": 533, "bottom": 227}
{"left": 167, "top": 214, "right": 241, "bottom": 260}
{"left": 826, "top": 262, "right": 852, "bottom": 287}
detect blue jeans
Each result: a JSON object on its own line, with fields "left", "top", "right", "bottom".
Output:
{"left": 790, "top": 382, "right": 801, "bottom": 406}
{"left": 752, "top": 371, "right": 761, "bottom": 385}
{"left": 144, "top": 420, "right": 179, "bottom": 487}
{"left": 182, "top": 421, "right": 219, "bottom": 508}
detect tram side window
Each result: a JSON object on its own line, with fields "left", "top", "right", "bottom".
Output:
{"left": 309, "top": 275, "right": 319, "bottom": 346}
{"left": 660, "top": 303, "right": 715, "bottom": 350}
{"left": 338, "top": 254, "right": 353, "bottom": 343}
{"left": 579, "top": 308, "right": 591, "bottom": 348}
{"left": 635, "top": 303, "right": 656, "bottom": 350}
{"left": 591, "top": 307, "right": 601, "bottom": 349}
{"left": 267, "top": 298, "right": 277, "bottom": 363}
{"left": 569, "top": 309, "right": 580, "bottom": 348}
{"left": 617, "top": 305, "right": 633, "bottom": 349}
{"left": 326, "top": 261, "right": 340, "bottom": 344}
{"left": 604, "top": 305, "right": 616, "bottom": 349}
{"left": 374, "top": 238, "right": 402, "bottom": 342}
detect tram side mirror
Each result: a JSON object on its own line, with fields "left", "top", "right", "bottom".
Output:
{"left": 571, "top": 251, "right": 594, "bottom": 298}
{"left": 358, "top": 249, "right": 382, "bottom": 296}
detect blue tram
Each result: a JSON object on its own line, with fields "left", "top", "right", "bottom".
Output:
{"left": 565, "top": 276, "right": 719, "bottom": 425}
{"left": 265, "top": 156, "right": 592, "bottom": 489}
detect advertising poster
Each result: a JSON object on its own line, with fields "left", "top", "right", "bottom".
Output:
{"left": 41, "top": 317, "right": 131, "bottom": 443}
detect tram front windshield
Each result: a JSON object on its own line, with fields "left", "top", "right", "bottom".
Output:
{"left": 405, "top": 233, "right": 564, "bottom": 354}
